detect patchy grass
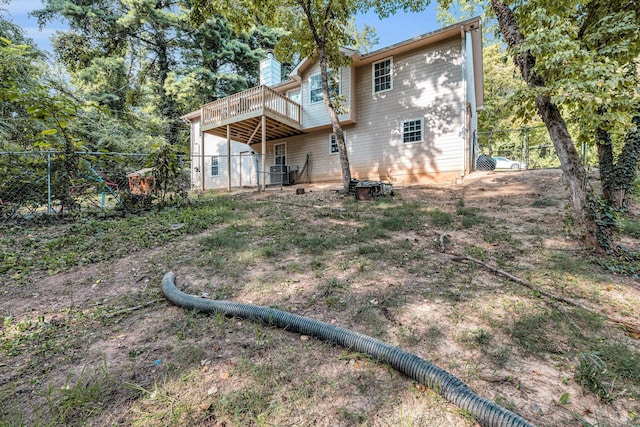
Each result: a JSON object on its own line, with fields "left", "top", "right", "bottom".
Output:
{"left": 0, "top": 193, "right": 242, "bottom": 283}
{"left": 2, "top": 171, "right": 640, "bottom": 427}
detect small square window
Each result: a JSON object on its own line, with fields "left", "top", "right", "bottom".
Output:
{"left": 211, "top": 155, "right": 220, "bottom": 176}
{"left": 402, "top": 119, "right": 423, "bottom": 143}
{"left": 373, "top": 58, "right": 393, "bottom": 93}
{"left": 330, "top": 134, "right": 339, "bottom": 154}
{"left": 329, "top": 133, "right": 346, "bottom": 154}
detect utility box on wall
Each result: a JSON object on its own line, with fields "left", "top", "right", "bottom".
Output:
{"left": 269, "top": 165, "right": 290, "bottom": 185}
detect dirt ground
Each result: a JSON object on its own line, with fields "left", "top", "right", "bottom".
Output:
{"left": 2, "top": 168, "right": 640, "bottom": 427}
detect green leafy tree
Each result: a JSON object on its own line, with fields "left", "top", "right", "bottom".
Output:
{"left": 167, "top": 15, "right": 284, "bottom": 113}
{"left": 34, "top": 0, "right": 280, "bottom": 150}
{"left": 190, "top": 0, "right": 432, "bottom": 192}
{"left": 0, "top": 11, "right": 43, "bottom": 147}
{"left": 441, "top": 0, "right": 640, "bottom": 252}
{"left": 492, "top": 0, "right": 640, "bottom": 251}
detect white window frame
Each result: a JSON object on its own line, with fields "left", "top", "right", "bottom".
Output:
{"left": 309, "top": 70, "right": 340, "bottom": 104}
{"left": 211, "top": 155, "right": 220, "bottom": 176}
{"left": 287, "top": 88, "right": 301, "bottom": 104}
{"left": 402, "top": 118, "right": 424, "bottom": 144}
{"left": 329, "top": 131, "right": 346, "bottom": 154}
{"left": 372, "top": 57, "right": 393, "bottom": 94}
{"left": 274, "top": 142, "right": 287, "bottom": 166}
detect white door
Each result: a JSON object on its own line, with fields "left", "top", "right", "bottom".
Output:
{"left": 239, "top": 151, "right": 254, "bottom": 187}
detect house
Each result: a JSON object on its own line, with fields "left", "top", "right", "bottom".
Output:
{"left": 182, "top": 17, "right": 483, "bottom": 191}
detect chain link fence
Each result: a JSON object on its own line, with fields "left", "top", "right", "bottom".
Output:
{"left": 475, "top": 126, "right": 598, "bottom": 172}
{"left": 0, "top": 151, "right": 191, "bottom": 225}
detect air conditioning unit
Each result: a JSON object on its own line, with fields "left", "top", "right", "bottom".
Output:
{"left": 269, "top": 165, "right": 290, "bottom": 185}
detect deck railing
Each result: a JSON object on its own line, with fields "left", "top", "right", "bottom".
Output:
{"left": 201, "top": 85, "right": 301, "bottom": 128}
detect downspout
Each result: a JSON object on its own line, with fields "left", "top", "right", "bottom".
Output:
{"left": 461, "top": 26, "right": 468, "bottom": 177}
{"left": 465, "top": 28, "right": 478, "bottom": 175}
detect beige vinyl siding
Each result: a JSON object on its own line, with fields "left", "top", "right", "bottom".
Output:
{"left": 201, "top": 133, "right": 255, "bottom": 189}
{"left": 194, "top": 36, "right": 469, "bottom": 188}
{"left": 350, "top": 37, "right": 466, "bottom": 183}
{"left": 262, "top": 131, "right": 347, "bottom": 183}
{"left": 263, "top": 38, "right": 466, "bottom": 185}
{"left": 301, "top": 63, "right": 352, "bottom": 129}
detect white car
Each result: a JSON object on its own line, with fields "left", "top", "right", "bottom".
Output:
{"left": 493, "top": 157, "right": 522, "bottom": 169}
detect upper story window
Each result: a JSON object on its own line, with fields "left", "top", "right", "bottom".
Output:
{"left": 288, "top": 89, "right": 301, "bottom": 104}
{"left": 309, "top": 70, "right": 340, "bottom": 104}
{"left": 211, "top": 155, "right": 220, "bottom": 176}
{"left": 373, "top": 57, "right": 393, "bottom": 93}
{"left": 402, "top": 118, "right": 424, "bottom": 143}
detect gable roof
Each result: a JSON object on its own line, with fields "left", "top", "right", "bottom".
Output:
{"left": 181, "top": 17, "right": 484, "bottom": 121}
{"left": 273, "top": 17, "right": 483, "bottom": 108}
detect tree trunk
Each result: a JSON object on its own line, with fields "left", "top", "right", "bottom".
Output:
{"left": 317, "top": 53, "right": 351, "bottom": 191}
{"left": 536, "top": 95, "right": 611, "bottom": 249}
{"left": 596, "top": 119, "right": 614, "bottom": 205}
{"left": 155, "top": 30, "right": 179, "bottom": 146}
{"left": 491, "top": 0, "right": 612, "bottom": 252}
{"left": 607, "top": 114, "right": 640, "bottom": 210}
{"left": 300, "top": 0, "right": 352, "bottom": 192}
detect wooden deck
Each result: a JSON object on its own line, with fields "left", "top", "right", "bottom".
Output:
{"left": 201, "top": 85, "right": 303, "bottom": 144}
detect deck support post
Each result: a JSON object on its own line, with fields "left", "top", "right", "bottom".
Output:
{"left": 227, "top": 124, "right": 231, "bottom": 191}
{"left": 261, "top": 115, "right": 266, "bottom": 192}
{"left": 200, "top": 125, "right": 205, "bottom": 192}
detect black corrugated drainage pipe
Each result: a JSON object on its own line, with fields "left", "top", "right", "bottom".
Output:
{"left": 162, "top": 272, "right": 536, "bottom": 427}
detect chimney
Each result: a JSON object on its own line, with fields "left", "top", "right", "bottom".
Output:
{"left": 259, "top": 50, "right": 281, "bottom": 87}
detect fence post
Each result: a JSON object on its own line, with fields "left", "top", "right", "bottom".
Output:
{"left": 525, "top": 127, "right": 530, "bottom": 169}
{"left": 47, "top": 151, "right": 52, "bottom": 215}
{"left": 520, "top": 127, "right": 525, "bottom": 164}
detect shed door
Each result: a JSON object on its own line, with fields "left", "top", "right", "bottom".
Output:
{"left": 239, "top": 151, "right": 254, "bottom": 187}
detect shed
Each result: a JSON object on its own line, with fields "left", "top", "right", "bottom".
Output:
{"left": 127, "top": 168, "right": 155, "bottom": 195}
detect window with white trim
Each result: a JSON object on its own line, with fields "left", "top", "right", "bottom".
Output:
{"left": 373, "top": 58, "right": 393, "bottom": 93}
{"left": 329, "top": 132, "right": 346, "bottom": 154}
{"left": 402, "top": 118, "right": 424, "bottom": 143}
{"left": 309, "top": 70, "right": 340, "bottom": 104}
{"left": 288, "top": 88, "right": 301, "bottom": 104}
{"left": 211, "top": 155, "right": 220, "bottom": 176}
{"left": 274, "top": 143, "right": 286, "bottom": 166}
